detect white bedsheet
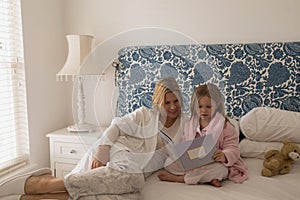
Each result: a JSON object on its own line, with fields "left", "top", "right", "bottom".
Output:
{"left": 142, "top": 158, "right": 300, "bottom": 200}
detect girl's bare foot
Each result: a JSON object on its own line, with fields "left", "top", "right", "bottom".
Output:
{"left": 157, "top": 171, "right": 184, "bottom": 183}
{"left": 210, "top": 179, "right": 222, "bottom": 187}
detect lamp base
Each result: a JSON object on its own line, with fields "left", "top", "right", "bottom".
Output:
{"left": 67, "top": 123, "right": 97, "bottom": 133}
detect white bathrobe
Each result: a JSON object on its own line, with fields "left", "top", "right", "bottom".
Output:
{"left": 65, "top": 106, "right": 187, "bottom": 200}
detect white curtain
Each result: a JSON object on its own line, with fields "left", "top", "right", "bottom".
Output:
{"left": 0, "top": 0, "right": 29, "bottom": 175}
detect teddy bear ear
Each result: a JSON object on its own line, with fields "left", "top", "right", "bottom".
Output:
{"left": 282, "top": 139, "right": 292, "bottom": 144}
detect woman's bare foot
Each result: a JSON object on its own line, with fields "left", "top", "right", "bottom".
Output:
{"left": 210, "top": 179, "right": 222, "bottom": 187}
{"left": 157, "top": 171, "right": 184, "bottom": 183}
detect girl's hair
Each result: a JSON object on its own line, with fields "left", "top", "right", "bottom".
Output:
{"left": 152, "top": 77, "right": 183, "bottom": 109}
{"left": 190, "top": 83, "right": 227, "bottom": 120}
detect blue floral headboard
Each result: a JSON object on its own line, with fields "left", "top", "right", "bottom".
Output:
{"left": 114, "top": 42, "right": 300, "bottom": 118}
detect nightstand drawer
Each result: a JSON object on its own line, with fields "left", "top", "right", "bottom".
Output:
{"left": 47, "top": 128, "right": 106, "bottom": 177}
{"left": 53, "top": 142, "right": 86, "bottom": 160}
{"left": 55, "top": 162, "right": 77, "bottom": 177}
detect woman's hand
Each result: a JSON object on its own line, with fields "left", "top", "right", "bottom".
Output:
{"left": 91, "top": 158, "right": 106, "bottom": 169}
{"left": 213, "top": 149, "right": 227, "bottom": 163}
{"left": 91, "top": 145, "right": 110, "bottom": 169}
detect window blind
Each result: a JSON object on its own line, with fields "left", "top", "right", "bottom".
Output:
{"left": 0, "top": 0, "right": 29, "bottom": 174}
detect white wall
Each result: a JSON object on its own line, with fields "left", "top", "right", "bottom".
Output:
{"left": 20, "top": 0, "right": 300, "bottom": 169}
{"left": 63, "top": 0, "right": 300, "bottom": 44}
{"left": 21, "top": 0, "right": 70, "bottom": 168}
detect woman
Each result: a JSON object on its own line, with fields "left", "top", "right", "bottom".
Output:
{"left": 0, "top": 77, "right": 188, "bottom": 200}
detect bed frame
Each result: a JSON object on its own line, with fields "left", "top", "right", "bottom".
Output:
{"left": 113, "top": 42, "right": 300, "bottom": 200}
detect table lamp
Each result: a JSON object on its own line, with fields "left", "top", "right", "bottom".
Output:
{"left": 57, "top": 34, "right": 96, "bottom": 132}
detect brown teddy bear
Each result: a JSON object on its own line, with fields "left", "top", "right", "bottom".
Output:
{"left": 261, "top": 140, "right": 300, "bottom": 177}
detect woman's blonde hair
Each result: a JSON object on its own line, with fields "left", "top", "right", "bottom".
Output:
{"left": 152, "top": 77, "right": 183, "bottom": 109}
{"left": 190, "top": 83, "right": 226, "bottom": 119}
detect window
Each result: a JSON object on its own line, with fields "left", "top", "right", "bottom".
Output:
{"left": 0, "top": 0, "right": 29, "bottom": 175}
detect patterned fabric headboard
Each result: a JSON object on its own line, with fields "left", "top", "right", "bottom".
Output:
{"left": 114, "top": 42, "right": 300, "bottom": 119}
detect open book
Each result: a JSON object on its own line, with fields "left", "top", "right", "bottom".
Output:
{"left": 161, "top": 131, "right": 216, "bottom": 171}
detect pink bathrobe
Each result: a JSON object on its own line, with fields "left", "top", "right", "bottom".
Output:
{"left": 182, "top": 112, "right": 248, "bottom": 183}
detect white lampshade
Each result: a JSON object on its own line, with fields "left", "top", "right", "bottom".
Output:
{"left": 57, "top": 35, "right": 94, "bottom": 80}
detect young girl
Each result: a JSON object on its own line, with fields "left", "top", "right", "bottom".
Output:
{"left": 158, "top": 83, "right": 248, "bottom": 187}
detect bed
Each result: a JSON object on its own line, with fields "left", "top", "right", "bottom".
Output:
{"left": 113, "top": 42, "right": 300, "bottom": 199}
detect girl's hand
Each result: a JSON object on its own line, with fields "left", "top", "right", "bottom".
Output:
{"left": 213, "top": 149, "right": 227, "bottom": 163}
{"left": 91, "top": 158, "right": 106, "bottom": 169}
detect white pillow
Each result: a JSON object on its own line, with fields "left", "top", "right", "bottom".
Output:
{"left": 239, "top": 138, "right": 283, "bottom": 159}
{"left": 240, "top": 107, "right": 300, "bottom": 143}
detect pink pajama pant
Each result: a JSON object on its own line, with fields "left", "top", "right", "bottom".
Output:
{"left": 165, "top": 161, "right": 228, "bottom": 184}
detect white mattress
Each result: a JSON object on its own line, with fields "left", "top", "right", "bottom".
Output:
{"left": 142, "top": 158, "right": 300, "bottom": 200}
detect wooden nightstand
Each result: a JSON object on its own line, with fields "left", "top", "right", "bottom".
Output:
{"left": 46, "top": 127, "right": 106, "bottom": 177}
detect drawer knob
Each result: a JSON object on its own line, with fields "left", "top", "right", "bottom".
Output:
{"left": 70, "top": 150, "right": 76, "bottom": 154}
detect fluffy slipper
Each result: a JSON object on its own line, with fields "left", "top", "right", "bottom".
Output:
{"left": 0, "top": 168, "right": 52, "bottom": 196}
{"left": 0, "top": 195, "right": 22, "bottom": 200}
